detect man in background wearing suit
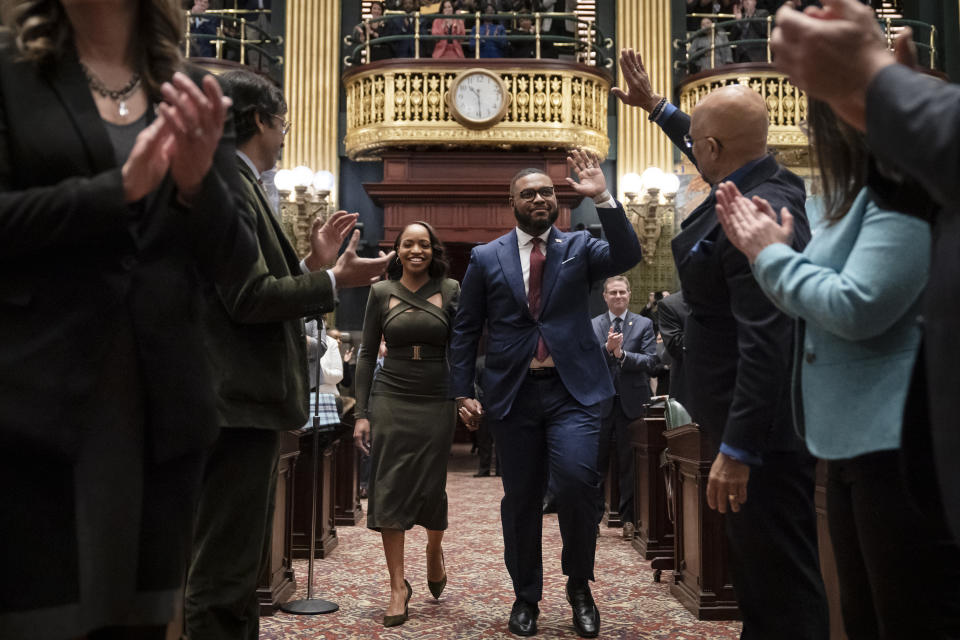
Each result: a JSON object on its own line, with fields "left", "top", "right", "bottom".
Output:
{"left": 591, "top": 275, "right": 657, "bottom": 540}
{"left": 656, "top": 290, "right": 690, "bottom": 405}
{"left": 450, "top": 153, "right": 641, "bottom": 637}
{"left": 613, "top": 50, "right": 829, "bottom": 638}
{"left": 185, "top": 70, "right": 393, "bottom": 640}
{"left": 769, "top": 0, "right": 960, "bottom": 545}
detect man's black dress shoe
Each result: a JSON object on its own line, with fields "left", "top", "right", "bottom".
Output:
{"left": 508, "top": 599, "right": 539, "bottom": 636}
{"left": 566, "top": 580, "right": 600, "bottom": 638}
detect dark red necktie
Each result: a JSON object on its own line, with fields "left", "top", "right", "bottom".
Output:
{"left": 528, "top": 237, "right": 550, "bottom": 361}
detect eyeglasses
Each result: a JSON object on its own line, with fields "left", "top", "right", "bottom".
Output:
{"left": 683, "top": 133, "right": 722, "bottom": 151}
{"left": 517, "top": 186, "right": 555, "bottom": 201}
{"left": 270, "top": 113, "right": 291, "bottom": 136}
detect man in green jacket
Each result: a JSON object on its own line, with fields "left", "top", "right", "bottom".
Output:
{"left": 185, "top": 69, "right": 394, "bottom": 640}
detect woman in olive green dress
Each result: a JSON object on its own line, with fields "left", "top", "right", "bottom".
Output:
{"left": 354, "top": 221, "right": 460, "bottom": 627}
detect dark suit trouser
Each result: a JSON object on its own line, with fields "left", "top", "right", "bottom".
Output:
{"left": 489, "top": 373, "right": 602, "bottom": 604}
{"left": 827, "top": 450, "right": 960, "bottom": 640}
{"left": 597, "top": 398, "right": 635, "bottom": 525}
{"left": 724, "top": 451, "right": 829, "bottom": 640}
{"left": 185, "top": 428, "right": 280, "bottom": 640}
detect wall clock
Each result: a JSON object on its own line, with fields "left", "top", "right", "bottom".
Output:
{"left": 446, "top": 68, "right": 510, "bottom": 130}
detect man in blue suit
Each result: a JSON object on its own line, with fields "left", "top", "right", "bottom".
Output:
{"left": 591, "top": 276, "right": 657, "bottom": 539}
{"left": 450, "top": 150, "right": 642, "bottom": 638}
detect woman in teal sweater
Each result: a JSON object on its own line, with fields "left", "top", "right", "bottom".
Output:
{"left": 715, "top": 100, "right": 960, "bottom": 639}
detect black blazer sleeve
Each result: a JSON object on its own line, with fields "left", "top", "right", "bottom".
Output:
{"left": 866, "top": 63, "right": 960, "bottom": 211}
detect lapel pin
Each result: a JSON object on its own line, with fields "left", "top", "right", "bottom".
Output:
{"left": 628, "top": 321, "right": 633, "bottom": 326}
{"left": 554, "top": 238, "right": 562, "bottom": 243}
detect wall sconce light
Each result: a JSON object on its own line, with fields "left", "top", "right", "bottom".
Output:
{"left": 273, "top": 166, "right": 334, "bottom": 258}
{"left": 622, "top": 167, "right": 678, "bottom": 266}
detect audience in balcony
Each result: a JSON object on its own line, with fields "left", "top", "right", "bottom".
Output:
{"left": 689, "top": 17, "right": 733, "bottom": 72}
{"left": 355, "top": 1, "right": 392, "bottom": 62}
{"left": 386, "top": 0, "right": 424, "bottom": 58}
{"left": 729, "top": 0, "right": 770, "bottom": 62}
{"left": 433, "top": 0, "right": 467, "bottom": 58}
{"left": 508, "top": 15, "right": 537, "bottom": 58}
{"left": 466, "top": 3, "right": 508, "bottom": 58}
{"left": 189, "top": 0, "right": 218, "bottom": 58}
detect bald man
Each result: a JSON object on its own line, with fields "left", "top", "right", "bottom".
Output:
{"left": 613, "top": 50, "right": 829, "bottom": 639}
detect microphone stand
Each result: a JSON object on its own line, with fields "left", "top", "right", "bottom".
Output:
{"left": 281, "top": 318, "right": 339, "bottom": 615}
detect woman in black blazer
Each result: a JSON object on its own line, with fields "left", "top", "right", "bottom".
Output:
{"left": 0, "top": 1, "right": 256, "bottom": 637}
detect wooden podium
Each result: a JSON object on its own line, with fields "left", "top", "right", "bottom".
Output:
{"left": 291, "top": 428, "right": 342, "bottom": 559}
{"left": 663, "top": 424, "right": 740, "bottom": 620}
{"left": 632, "top": 405, "right": 674, "bottom": 562}
{"left": 257, "top": 432, "right": 300, "bottom": 615}
{"left": 334, "top": 400, "right": 363, "bottom": 527}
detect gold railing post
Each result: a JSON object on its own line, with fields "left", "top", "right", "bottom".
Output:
{"left": 929, "top": 25, "right": 936, "bottom": 69}
{"left": 240, "top": 16, "right": 246, "bottom": 65}
{"left": 215, "top": 20, "right": 224, "bottom": 59}
{"left": 766, "top": 14, "right": 772, "bottom": 62}
{"left": 586, "top": 20, "right": 595, "bottom": 65}
{"left": 475, "top": 12, "right": 481, "bottom": 59}
{"left": 184, "top": 12, "right": 191, "bottom": 57}
{"left": 885, "top": 17, "right": 893, "bottom": 50}
{"left": 710, "top": 22, "right": 715, "bottom": 68}
{"left": 365, "top": 18, "right": 371, "bottom": 64}
{"left": 414, "top": 11, "right": 420, "bottom": 59}
{"left": 535, "top": 12, "right": 541, "bottom": 59}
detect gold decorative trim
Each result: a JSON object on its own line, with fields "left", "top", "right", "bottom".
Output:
{"left": 679, "top": 70, "right": 810, "bottom": 170}
{"left": 344, "top": 63, "right": 610, "bottom": 160}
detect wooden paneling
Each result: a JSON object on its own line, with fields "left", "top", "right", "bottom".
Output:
{"left": 364, "top": 151, "right": 583, "bottom": 244}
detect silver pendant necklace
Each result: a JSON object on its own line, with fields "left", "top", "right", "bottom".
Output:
{"left": 79, "top": 62, "right": 141, "bottom": 118}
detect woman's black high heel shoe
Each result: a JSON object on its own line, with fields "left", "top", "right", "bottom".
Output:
{"left": 383, "top": 579, "right": 412, "bottom": 627}
{"left": 427, "top": 550, "right": 447, "bottom": 599}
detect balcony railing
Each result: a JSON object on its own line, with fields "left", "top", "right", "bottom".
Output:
{"left": 344, "top": 11, "right": 613, "bottom": 70}
{"left": 183, "top": 9, "right": 283, "bottom": 71}
{"left": 677, "top": 16, "right": 939, "bottom": 76}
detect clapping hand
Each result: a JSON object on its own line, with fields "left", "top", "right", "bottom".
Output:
{"left": 329, "top": 229, "right": 396, "bottom": 289}
{"left": 565, "top": 149, "right": 609, "bottom": 200}
{"left": 158, "top": 72, "right": 232, "bottom": 202}
{"left": 715, "top": 181, "right": 794, "bottom": 263}
{"left": 304, "top": 210, "right": 360, "bottom": 271}
{"left": 606, "top": 326, "right": 623, "bottom": 358}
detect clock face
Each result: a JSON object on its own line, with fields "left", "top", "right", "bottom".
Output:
{"left": 452, "top": 72, "right": 506, "bottom": 123}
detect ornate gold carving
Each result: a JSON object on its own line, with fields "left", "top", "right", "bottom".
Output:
{"left": 679, "top": 70, "right": 810, "bottom": 169}
{"left": 344, "top": 64, "right": 610, "bottom": 160}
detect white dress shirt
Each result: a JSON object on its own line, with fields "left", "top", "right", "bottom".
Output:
{"left": 515, "top": 226, "right": 552, "bottom": 296}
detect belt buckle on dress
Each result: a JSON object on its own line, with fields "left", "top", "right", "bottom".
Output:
{"left": 412, "top": 345, "right": 422, "bottom": 360}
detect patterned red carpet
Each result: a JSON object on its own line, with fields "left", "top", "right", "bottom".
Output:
{"left": 260, "top": 443, "right": 742, "bottom": 639}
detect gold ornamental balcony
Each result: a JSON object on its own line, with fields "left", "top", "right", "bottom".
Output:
{"left": 678, "top": 63, "right": 810, "bottom": 170}
{"left": 342, "top": 58, "right": 612, "bottom": 161}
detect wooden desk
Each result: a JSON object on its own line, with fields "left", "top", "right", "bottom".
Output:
{"left": 257, "top": 431, "right": 300, "bottom": 615}
{"left": 291, "top": 427, "right": 343, "bottom": 559}
{"left": 631, "top": 406, "right": 673, "bottom": 561}
{"left": 664, "top": 424, "right": 740, "bottom": 620}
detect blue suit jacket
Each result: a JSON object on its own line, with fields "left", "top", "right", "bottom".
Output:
{"left": 449, "top": 204, "right": 642, "bottom": 420}
{"left": 592, "top": 310, "right": 657, "bottom": 420}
